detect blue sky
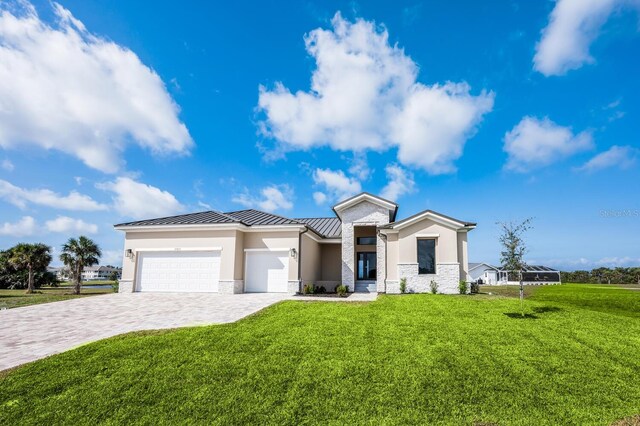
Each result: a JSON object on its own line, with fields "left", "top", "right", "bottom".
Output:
{"left": 0, "top": 0, "right": 638, "bottom": 269}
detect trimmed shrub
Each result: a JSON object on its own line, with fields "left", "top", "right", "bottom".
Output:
{"left": 314, "top": 285, "right": 326, "bottom": 294}
{"left": 399, "top": 277, "right": 407, "bottom": 294}
{"left": 302, "top": 283, "right": 314, "bottom": 294}
{"left": 112, "top": 280, "right": 119, "bottom": 293}
{"left": 429, "top": 280, "right": 439, "bottom": 294}
{"left": 458, "top": 280, "right": 469, "bottom": 294}
{"left": 336, "top": 284, "right": 348, "bottom": 297}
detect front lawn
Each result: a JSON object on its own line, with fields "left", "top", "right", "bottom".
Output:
{"left": 1, "top": 284, "right": 639, "bottom": 425}
{"left": 0, "top": 286, "right": 113, "bottom": 310}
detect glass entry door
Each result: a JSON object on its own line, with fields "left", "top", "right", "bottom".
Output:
{"left": 357, "top": 252, "right": 377, "bottom": 280}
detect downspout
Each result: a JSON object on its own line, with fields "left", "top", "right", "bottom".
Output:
{"left": 297, "top": 226, "right": 309, "bottom": 293}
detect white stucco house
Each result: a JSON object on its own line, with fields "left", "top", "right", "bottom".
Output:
{"left": 115, "top": 193, "right": 475, "bottom": 295}
{"left": 469, "top": 262, "right": 500, "bottom": 285}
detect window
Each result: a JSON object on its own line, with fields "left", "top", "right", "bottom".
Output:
{"left": 357, "top": 252, "right": 377, "bottom": 280}
{"left": 417, "top": 239, "right": 436, "bottom": 274}
{"left": 356, "top": 236, "right": 376, "bottom": 245}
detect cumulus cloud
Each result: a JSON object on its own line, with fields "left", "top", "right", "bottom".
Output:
{"left": 504, "top": 117, "right": 594, "bottom": 172}
{"left": 45, "top": 216, "right": 98, "bottom": 234}
{"left": 313, "top": 191, "right": 328, "bottom": 205}
{"left": 575, "top": 145, "right": 638, "bottom": 172}
{"left": 232, "top": 185, "right": 294, "bottom": 212}
{"left": 257, "top": 12, "right": 494, "bottom": 174}
{"left": 0, "top": 179, "right": 107, "bottom": 211}
{"left": 0, "top": 216, "right": 37, "bottom": 237}
{"left": 534, "top": 0, "right": 640, "bottom": 76}
{"left": 380, "top": 164, "right": 415, "bottom": 201}
{"left": 0, "top": 2, "right": 193, "bottom": 173}
{"left": 97, "top": 177, "right": 185, "bottom": 219}
{"left": 313, "top": 168, "right": 362, "bottom": 202}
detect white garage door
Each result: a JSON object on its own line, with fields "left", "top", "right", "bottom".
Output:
{"left": 245, "top": 251, "right": 289, "bottom": 293}
{"left": 136, "top": 251, "right": 221, "bottom": 293}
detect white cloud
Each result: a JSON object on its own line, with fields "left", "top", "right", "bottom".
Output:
{"left": 44, "top": 216, "right": 98, "bottom": 234}
{"left": 533, "top": 0, "right": 639, "bottom": 76}
{"left": 0, "top": 2, "right": 192, "bottom": 173}
{"left": 504, "top": 116, "right": 594, "bottom": 172}
{"left": 348, "top": 154, "right": 371, "bottom": 181}
{"left": 0, "top": 179, "right": 108, "bottom": 211}
{"left": 575, "top": 145, "right": 638, "bottom": 172}
{"left": 97, "top": 177, "right": 185, "bottom": 219}
{"left": 0, "top": 216, "right": 37, "bottom": 237}
{"left": 313, "top": 191, "right": 328, "bottom": 205}
{"left": 380, "top": 164, "right": 415, "bottom": 201}
{"left": 232, "top": 185, "right": 294, "bottom": 212}
{"left": 1, "top": 159, "right": 14, "bottom": 171}
{"left": 313, "top": 168, "right": 362, "bottom": 202}
{"left": 101, "top": 249, "right": 123, "bottom": 267}
{"left": 257, "top": 12, "right": 494, "bottom": 174}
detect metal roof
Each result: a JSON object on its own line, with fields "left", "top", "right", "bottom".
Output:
{"left": 381, "top": 208, "right": 476, "bottom": 229}
{"left": 295, "top": 217, "right": 342, "bottom": 238}
{"left": 115, "top": 211, "right": 241, "bottom": 227}
{"left": 224, "top": 209, "right": 302, "bottom": 226}
{"left": 498, "top": 265, "right": 560, "bottom": 272}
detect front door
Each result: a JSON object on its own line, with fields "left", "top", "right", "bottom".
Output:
{"left": 357, "top": 252, "right": 376, "bottom": 280}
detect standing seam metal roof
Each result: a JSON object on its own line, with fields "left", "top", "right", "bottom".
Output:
{"left": 294, "top": 217, "right": 342, "bottom": 238}
{"left": 114, "top": 211, "right": 242, "bottom": 227}
{"left": 223, "top": 209, "right": 302, "bottom": 226}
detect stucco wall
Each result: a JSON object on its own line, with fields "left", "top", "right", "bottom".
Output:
{"left": 320, "top": 244, "right": 341, "bottom": 281}
{"left": 301, "top": 234, "right": 321, "bottom": 284}
{"left": 456, "top": 231, "right": 469, "bottom": 282}
{"left": 385, "top": 232, "right": 399, "bottom": 281}
{"left": 397, "top": 220, "right": 459, "bottom": 264}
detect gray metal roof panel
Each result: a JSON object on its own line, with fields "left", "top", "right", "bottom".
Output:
{"left": 295, "top": 217, "right": 342, "bottom": 238}
{"left": 115, "top": 211, "right": 242, "bottom": 227}
{"left": 224, "top": 209, "right": 302, "bottom": 226}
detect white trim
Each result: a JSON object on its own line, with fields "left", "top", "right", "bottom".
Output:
{"left": 318, "top": 239, "right": 342, "bottom": 244}
{"left": 333, "top": 193, "right": 396, "bottom": 213}
{"left": 134, "top": 247, "right": 222, "bottom": 253}
{"left": 242, "top": 225, "right": 306, "bottom": 232}
{"left": 115, "top": 224, "right": 246, "bottom": 232}
{"left": 243, "top": 248, "right": 291, "bottom": 252}
{"left": 389, "top": 211, "right": 468, "bottom": 231}
{"left": 415, "top": 233, "right": 440, "bottom": 238}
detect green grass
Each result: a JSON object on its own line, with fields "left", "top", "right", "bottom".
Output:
{"left": 1, "top": 284, "right": 639, "bottom": 425}
{"left": 0, "top": 286, "right": 113, "bottom": 309}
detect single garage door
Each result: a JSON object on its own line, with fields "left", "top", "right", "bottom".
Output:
{"left": 136, "top": 251, "right": 221, "bottom": 293}
{"left": 245, "top": 250, "right": 289, "bottom": 293}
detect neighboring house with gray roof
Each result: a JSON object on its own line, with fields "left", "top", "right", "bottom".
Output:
{"left": 115, "top": 192, "right": 475, "bottom": 294}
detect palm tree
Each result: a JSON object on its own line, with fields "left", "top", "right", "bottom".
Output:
{"left": 60, "top": 236, "right": 101, "bottom": 295}
{"left": 9, "top": 243, "right": 52, "bottom": 294}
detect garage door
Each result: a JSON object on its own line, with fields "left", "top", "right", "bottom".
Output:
{"left": 245, "top": 251, "right": 289, "bottom": 293}
{"left": 136, "top": 251, "right": 221, "bottom": 293}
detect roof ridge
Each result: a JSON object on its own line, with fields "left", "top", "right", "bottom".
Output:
{"left": 225, "top": 208, "right": 302, "bottom": 224}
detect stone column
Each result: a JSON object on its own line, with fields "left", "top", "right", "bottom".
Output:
{"left": 341, "top": 222, "right": 355, "bottom": 291}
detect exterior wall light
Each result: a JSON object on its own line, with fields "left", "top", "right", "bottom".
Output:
{"left": 290, "top": 248, "right": 297, "bottom": 259}
{"left": 125, "top": 249, "right": 134, "bottom": 259}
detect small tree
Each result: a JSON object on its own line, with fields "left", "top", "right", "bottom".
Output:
{"left": 8, "top": 243, "right": 52, "bottom": 294}
{"left": 497, "top": 218, "right": 533, "bottom": 314}
{"left": 60, "top": 236, "right": 101, "bottom": 295}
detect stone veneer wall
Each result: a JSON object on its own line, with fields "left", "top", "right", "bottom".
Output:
{"left": 119, "top": 279, "right": 134, "bottom": 293}
{"left": 389, "top": 263, "right": 460, "bottom": 294}
{"left": 287, "top": 280, "right": 300, "bottom": 294}
{"left": 219, "top": 280, "right": 244, "bottom": 294}
{"left": 340, "top": 201, "right": 390, "bottom": 292}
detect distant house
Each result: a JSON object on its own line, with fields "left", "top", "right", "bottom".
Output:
{"left": 470, "top": 263, "right": 561, "bottom": 285}
{"left": 47, "top": 267, "right": 69, "bottom": 281}
{"left": 80, "top": 266, "right": 122, "bottom": 281}
{"left": 469, "top": 263, "right": 499, "bottom": 285}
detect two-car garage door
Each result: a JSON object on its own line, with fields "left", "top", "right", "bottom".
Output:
{"left": 136, "top": 251, "right": 221, "bottom": 293}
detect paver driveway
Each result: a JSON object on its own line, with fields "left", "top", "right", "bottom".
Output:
{"left": 0, "top": 292, "right": 288, "bottom": 371}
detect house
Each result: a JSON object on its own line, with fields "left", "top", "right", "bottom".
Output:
{"left": 114, "top": 192, "right": 475, "bottom": 294}
{"left": 469, "top": 262, "right": 499, "bottom": 284}
{"left": 497, "top": 265, "right": 561, "bottom": 285}
{"left": 81, "top": 266, "right": 122, "bottom": 281}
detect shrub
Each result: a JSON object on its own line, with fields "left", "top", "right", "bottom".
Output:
{"left": 458, "top": 280, "right": 469, "bottom": 294}
{"left": 470, "top": 281, "right": 480, "bottom": 294}
{"left": 336, "top": 284, "right": 348, "bottom": 297}
{"left": 429, "top": 280, "right": 438, "bottom": 294}
{"left": 314, "top": 285, "right": 326, "bottom": 294}
{"left": 302, "top": 283, "right": 314, "bottom": 294}
{"left": 112, "top": 280, "right": 119, "bottom": 293}
{"left": 399, "top": 277, "right": 407, "bottom": 294}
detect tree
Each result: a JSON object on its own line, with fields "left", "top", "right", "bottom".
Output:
{"left": 60, "top": 236, "right": 101, "bottom": 295}
{"left": 497, "top": 218, "right": 533, "bottom": 313}
{"left": 8, "top": 243, "right": 52, "bottom": 294}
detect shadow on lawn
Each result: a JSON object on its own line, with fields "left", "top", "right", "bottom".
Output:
{"left": 504, "top": 305, "right": 563, "bottom": 319}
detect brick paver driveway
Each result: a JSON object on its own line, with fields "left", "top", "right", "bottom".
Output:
{"left": 0, "top": 292, "right": 288, "bottom": 371}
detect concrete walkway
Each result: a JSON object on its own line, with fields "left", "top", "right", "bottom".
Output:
{"left": 0, "top": 292, "right": 288, "bottom": 372}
